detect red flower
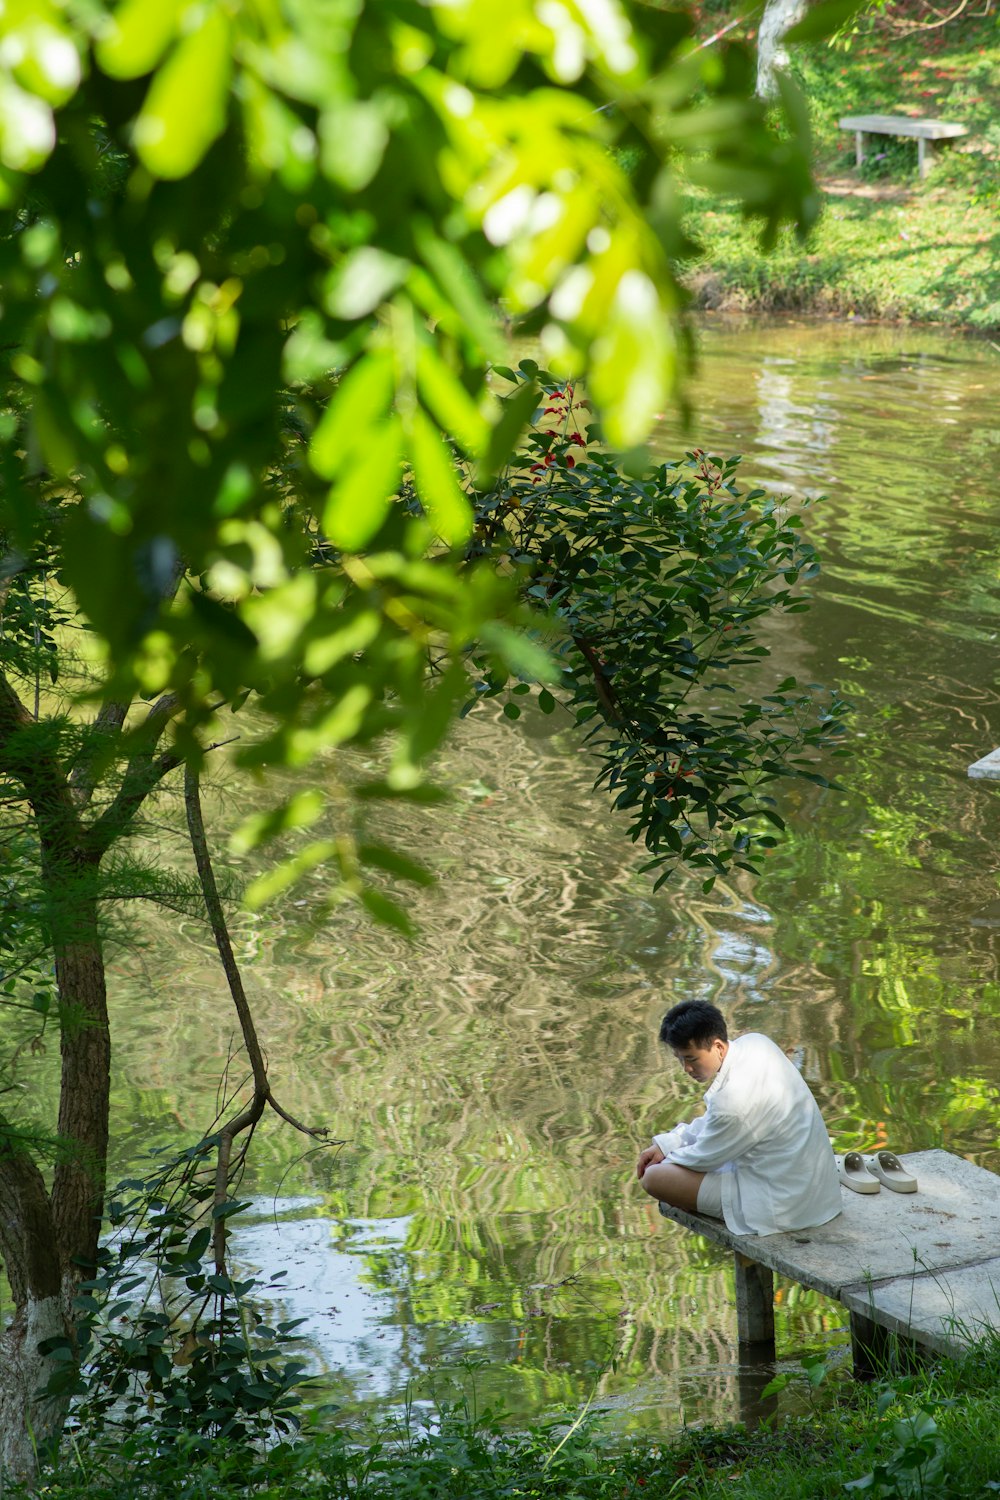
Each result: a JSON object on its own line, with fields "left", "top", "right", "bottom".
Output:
{"left": 566, "top": 455, "right": 575, "bottom": 468}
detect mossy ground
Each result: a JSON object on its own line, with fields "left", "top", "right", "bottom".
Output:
{"left": 682, "top": 6, "right": 1000, "bottom": 328}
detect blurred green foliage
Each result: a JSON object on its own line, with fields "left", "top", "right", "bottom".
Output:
{"left": 1, "top": 0, "right": 820, "bottom": 779}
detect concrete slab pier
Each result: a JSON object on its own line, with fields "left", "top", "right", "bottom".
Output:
{"left": 658, "top": 1150, "right": 1000, "bottom": 1373}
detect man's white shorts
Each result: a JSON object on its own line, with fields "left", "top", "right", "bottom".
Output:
{"left": 696, "top": 1171, "right": 724, "bottom": 1218}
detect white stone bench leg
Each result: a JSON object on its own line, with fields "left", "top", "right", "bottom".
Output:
{"left": 918, "top": 137, "right": 929, "bottom": 178}
{"left": 855, "top": 130, "right": 864, "bottom": 168}
{"left": 734, "top": 1252, "right": 775, "bottom": 1345}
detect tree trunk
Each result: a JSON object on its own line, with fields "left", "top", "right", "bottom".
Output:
{"left": 756, "top": 0, "right": 808, "bottom": 97}
{"left": 0, "top": 674, "right": 112, "bottom": 1484}
{"left": 0, "top": 1287, "right": 74, "bottom": 1479}
{"left": 50, "top": 916, "right": 111, "bottom": 1279}
{"left": 0, "top": 879, "right": 110, "bottom": 1485}
{"left": 0, "top": 1132, "right": 73, "bottom": 1479}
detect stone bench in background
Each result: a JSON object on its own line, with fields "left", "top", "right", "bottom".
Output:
{"left": 838, "top": 115, "right": 968, "bottom": 178}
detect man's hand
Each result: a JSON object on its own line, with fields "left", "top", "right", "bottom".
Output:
{"left": 636, "top": 1143, "right": 666, "bottom": 1179}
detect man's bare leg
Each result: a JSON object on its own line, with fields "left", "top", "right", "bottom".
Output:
{"left": 639, "top": 1161, "right": 705, "bottom": 1212}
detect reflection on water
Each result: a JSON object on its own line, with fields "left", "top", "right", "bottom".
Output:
{"left": 102, "top": 318, "right": 1000, "bottom": 1433}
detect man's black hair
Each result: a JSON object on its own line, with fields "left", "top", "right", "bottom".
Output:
{"left": 659, "top": 1001, "right": 728, "bottom": 1050}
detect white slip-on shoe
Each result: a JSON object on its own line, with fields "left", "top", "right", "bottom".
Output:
{"left": 837, "top": 1151, "right": 880, "bottom": 1194}
{"left": 864, "top": 1151, "right": 918, "bottom": 1194}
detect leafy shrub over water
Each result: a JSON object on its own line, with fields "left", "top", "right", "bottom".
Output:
{"left": 42, "top": 1144, "right": 313, "bottom": 1450}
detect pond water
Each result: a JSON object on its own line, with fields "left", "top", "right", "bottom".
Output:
{"left": 107, "top": 317, "right": 1000, "bottom": 1433}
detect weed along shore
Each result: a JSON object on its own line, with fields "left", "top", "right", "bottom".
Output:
{"left": 677, "top": 5, "right": 1000, "bottom": 328}
{"left": 12, "top": 1339, "right": 1000, "bottom": 1497}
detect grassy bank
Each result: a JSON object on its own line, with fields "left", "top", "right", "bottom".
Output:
{"left": 682, "top": 6, "right": 1000, "bottom": 328}
{"left": 15, "top": 1341, "right": 1000, "bottom": 1498}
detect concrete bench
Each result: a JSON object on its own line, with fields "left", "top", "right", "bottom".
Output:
{"left": 838, "top": 115, "right": 968, "bottom": 178}
{"left": 659, "top": 1150, "right": 1000, "bottom": 1378}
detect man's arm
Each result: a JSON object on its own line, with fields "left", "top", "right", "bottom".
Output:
{"left": 653, "top": 1117, "right": 705, "bottom": 1159}
{"left": 639, "top": 1116, "right": 706, "bottom": 1178}
{"left": 664, "top": 1106, "right": 758, "bottom": 1173}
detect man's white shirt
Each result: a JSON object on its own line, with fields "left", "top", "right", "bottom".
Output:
{"left": 653, "top": 1033, "right": 842, "bottom": 1236}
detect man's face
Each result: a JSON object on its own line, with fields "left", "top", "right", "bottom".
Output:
{"left": 671, "top": 1037, "right": 728, "bottom": 1085}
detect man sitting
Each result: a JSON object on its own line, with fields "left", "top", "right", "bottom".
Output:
{"left": 637, "top": 1000, "right": 841, "bottom": 1237}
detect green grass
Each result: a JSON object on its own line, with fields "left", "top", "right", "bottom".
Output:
{"left": 15, "top": 1340, "right": 1000, "bottom": 1498}
{"left": 682, "top": 8, "right": 1000, "bottom": 328}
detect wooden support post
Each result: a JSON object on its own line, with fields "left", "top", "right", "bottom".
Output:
{"left": 734, "top": 1252, "right": 775, "bottom": 1346}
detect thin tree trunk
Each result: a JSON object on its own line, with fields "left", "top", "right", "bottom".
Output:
{"left": 757, "top": 0, "right": 808, "bottom": 96}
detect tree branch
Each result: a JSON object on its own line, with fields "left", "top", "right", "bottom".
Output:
{"left": 183, "top": 761, "right": 333, "bottom": 1273}
{"left": 0, "top": 669, "right": 90, "bottom": 885}
{"left": 85, "top": 696, "right": 184, "bottom": 857}
{"left": 69, "top": 701, "right": 129, "bottom": 807}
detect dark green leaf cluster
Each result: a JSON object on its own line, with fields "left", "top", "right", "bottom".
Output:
{"left": 46, "top": 1143, "right": 314, "bottom": 1449}
{"left": 467, "top": 368, "right": 849, "bottom": 888}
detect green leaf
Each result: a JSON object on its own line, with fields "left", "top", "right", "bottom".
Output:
{"left": 319, "top": 101, "right": 389, "bottom": 191}
{"left": 775, "top": 72, "right": 812, "bottom": 157}
{"left": 354, "top": 780, "right": 449, "bottom": 805}
{"left": 188, "top": 1227, "right": 212, "bottom": 1260}
{"left": 409, "top": 409, "right": 472, "bottom": 546}
{"left": 302, "top": 610, "right": 382, "bottom": 677}
{"left": 786, "top": 0, "right": 866, "bottom": 42}
{"left": 230, "top": 790, "right": 325, "bottom": 855}
{"left": 477, "top": 622, "right": 557, "bottom": 684}
{"left": 31, "top": 391, "right": 77, "bottom": 475}
{"left": 188, "top": 591, "right": 259, "bottom": 650}
{"left": 309, "top": 350, "right": 395, "bottom": 481}
{"left": 588, "top": 267, "right": 673, "bottom": 448}
{"left": 322, "top": 413, "right": 403, "bottom": 550}
{"left": 325, "top": 247, "right": 410, "bottom": 321}
{"left": 359, "top": 887, "right": 415, "bottom": 937}
{"left": 357, "top": 842, "right": 435, "bottom": 887}
{"left": 411, "top": 220, "right": 501, "bottom": 358}
{"left": 416, "top": 343, "right": 488, "bottom": 458}
{"left": 478, "top": 377, "right": 539, "bottom": 484}
{"left": 133, "top": 8, "right": 232, "bottom": 178}
{"left": 210, "top": 1198, "right": 251, "bottom": 1221}
{"left": 245, "top": 839, "right": 338, "bottom": 908}
{"left": 96, "top": 0, "right": 184, "bottom": 80}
